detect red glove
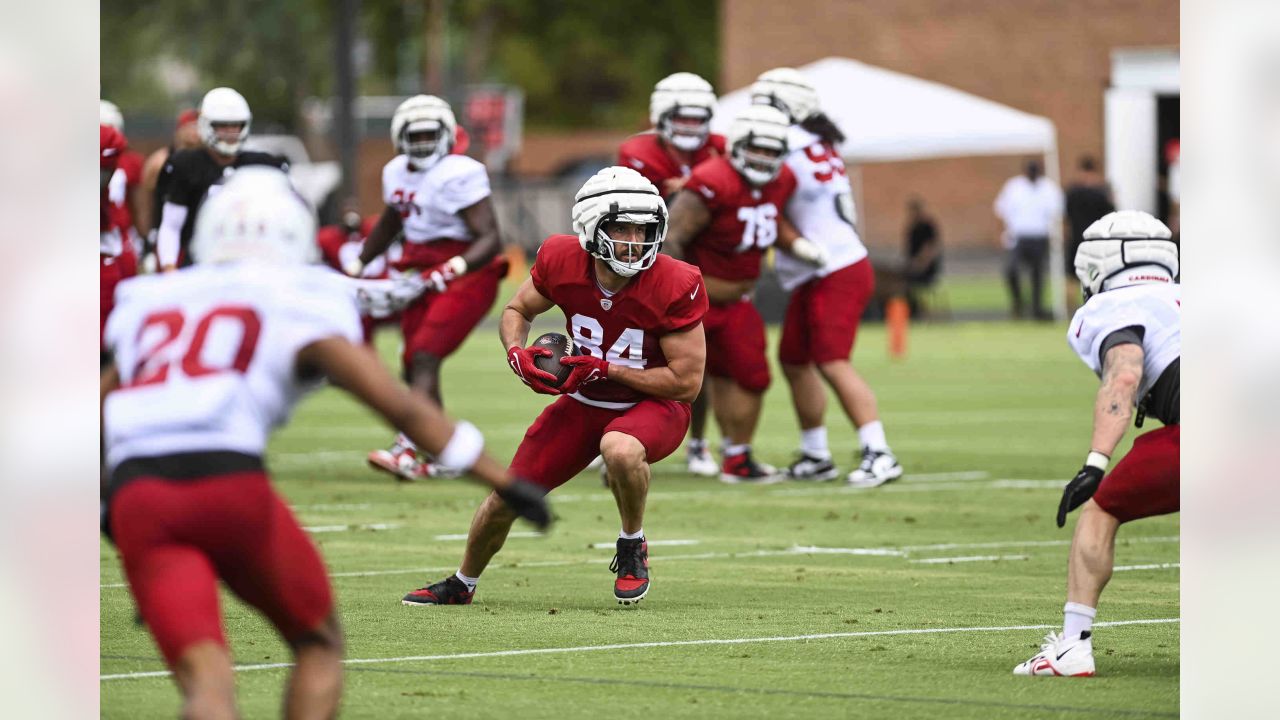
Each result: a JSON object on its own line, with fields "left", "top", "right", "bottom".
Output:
{"left": 559, "top": 355, "right": 610, "bottom": 395}
{"left": 422, "top": 256, "right": 467, "bottom": 293}
{"left": 507, "top": 345, "right": 560, "bottom": 395}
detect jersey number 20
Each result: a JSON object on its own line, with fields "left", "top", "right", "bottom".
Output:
{"left": 130, "top": 306, "right": 262, "bottom": 388}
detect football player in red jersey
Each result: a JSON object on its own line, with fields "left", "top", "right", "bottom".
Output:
{"left": 100, "top": 124, "right": 133, "bottom": 360}
{"left": 316, "top": 200, "right": 400, "bottom": 343}
{"left": 402, "top": 166, "right": 707, "bottom": 607}
{"left": 665, "top": 105, "right": 825, "bottom": 483}
{"left": 619, "top": 72, "right": 725, "bottom": 478}
{"left": 751, "top": 68, "right": 902, "bottom": 487}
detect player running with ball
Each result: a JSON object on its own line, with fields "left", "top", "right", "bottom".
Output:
{"left": 402, "top": 166, "right": 707, "bottom": 606}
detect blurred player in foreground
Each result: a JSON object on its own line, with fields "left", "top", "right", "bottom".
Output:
{"left": 402, "top": 167, "right": 706, "bottom": 606}
{"left": 1014, "top": 211, "right": 1179, "bottom": 677}
{"left": 751, "top": 68, "right": 902, "bottom": 487}
{"left": 619, "top": 72, "right": 724, "bottom": 477}
{"left": 101, "top": 168, "right": 550, "bottom": 717}
{"left": 347, "top": 95, "right": 508, "bottom": 481}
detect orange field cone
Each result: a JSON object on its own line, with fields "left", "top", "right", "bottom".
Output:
{"left": 886, "top": 296, "right": 909, "bottom": 359}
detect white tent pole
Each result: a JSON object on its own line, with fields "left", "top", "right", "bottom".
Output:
{"left": 1045, "top": 136, "right": 1067, "bottom": 321}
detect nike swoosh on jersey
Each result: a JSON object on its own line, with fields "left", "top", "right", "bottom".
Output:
{"left": 690, "top": 285, "right": 700, "bottom": 300}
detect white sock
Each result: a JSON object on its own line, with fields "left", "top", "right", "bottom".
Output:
{"left": 857, "top": 421, "right": 889, "bottom": 452}
{"left": 1063, "top": 602, "right": 1096, "bottom": 639}
{"left": 722, "top": 443, "right": 748, "bottom": 457}
{"left": 397, "top": 432, "right": 417, "bottom": 451}
{"left": 688, "top": 438, "right": 707, "bottom": 454}
{"left": 454, "top": 570, "right": 479, "bottom": 591}
{"left": 800, "top": 427, "right": 831, "bottom": 459}
{"left": 619, "top": 528, "right": 644, "bottom": 540}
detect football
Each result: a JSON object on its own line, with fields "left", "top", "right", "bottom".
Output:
{"left": 531, "top": 332, "right": 574, "bottom": 387}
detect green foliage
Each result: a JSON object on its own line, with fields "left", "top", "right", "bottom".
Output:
{"left": 102, "top": 0, "right": 719, "bottom": 131}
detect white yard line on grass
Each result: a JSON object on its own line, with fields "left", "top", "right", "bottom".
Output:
{"left": 100, "top": 537, "right": 1180, "bottom": 588}
{"left": 303, "top": 523, "right": 401, "bottom": 533}
{"left": 1114, "top": 562, "right": 1180, "bottom": 572}
{"left": 435, "top": 531, "right": 544, "bottom": 541}
{"left": 100, "top": 618, "right": 1179, "bottom": 681}
{"left": 908, "top": 555, "right": 1029, "bottom": 564}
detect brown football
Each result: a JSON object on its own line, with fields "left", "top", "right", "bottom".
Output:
{"left": 531, "top": 332, "right": 574, "bottom": 387}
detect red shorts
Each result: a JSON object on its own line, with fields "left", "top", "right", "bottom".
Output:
{"left": 703, "top": 298, "right": 770, "bottom": 393}
{"left": 1093, "top": 424, "right": 1180, "bottom": 523}
{"left": 400, "top": 263, "right": 502, "bottom": 365}
{"left": 510, "top": 395, "right": 691, "bottom": 491}
{"left": 779, "top": 258, "right": 874, "bottom": 366}
{"left": 101, "top": 256, "right": 124, "bottom": 345}
{"left": 110, "top": 468, "right": 333, "bottom": 667}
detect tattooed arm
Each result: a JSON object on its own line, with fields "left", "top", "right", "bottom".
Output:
{"left": 1090, "top": 343, "right": 1145, "bottom": 457}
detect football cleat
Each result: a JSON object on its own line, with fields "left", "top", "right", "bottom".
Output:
{"left": 367, "top": 439, "right": 427, "bottom": 482}
{"left": 785, "top": 452, "right": 839, "bottom": 482}
{"left": 402, "top": 576, "right": 475, "bottom": 606}
{"left": 610, "top": 537, "right": 650, "bottom": 604}
{"left": 686, "top": 445, "right": 719, "bottom": 477}
{"left": 1013, "top": 631, "right": 1096, "bottom": 677}
{"left": 719, "top": 451, "right": 783, "bottom": 485}
{"left": 422, "top": 461, "right": 464, "bottom": 479}
{"left": 846, "top": 447, "right": 903, "bottom": 488}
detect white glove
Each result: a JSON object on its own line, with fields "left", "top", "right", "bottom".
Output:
{"left": 342, "top": 256, "right": 365, "bottom": 277}
{"left": 349, "top": 275, "right": 428, "bottom": 319}
{"left": 790, "top": 237, "right": 829, "bottom": 268}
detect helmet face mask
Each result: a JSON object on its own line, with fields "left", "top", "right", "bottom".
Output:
{"left": 572, "top": 167, "right": 668, "bottom": 278}
{"left": 750, "top": 68, "right": 819, "bottom": 124}
{"left": 727, "top": 105, "right": 790, "bottom": 186}
{"left": 392, "top": 95, "right": 456, "bottom": 170}
{"left": 1074, "top": 211, "right": 1178, "bottom": 300}
{"left": 198, "top": 88, "right": 252, "bottom": 156}
{"left": 650, "top": 72, "right": 716, "bottom": 153}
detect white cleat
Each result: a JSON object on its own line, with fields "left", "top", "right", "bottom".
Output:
{"left": 686, "top": 446, "right": 719, "bottom": 477}
{"left": 1013, "top": 631, "right": 1096, "bottom": 677}
{"left": 846, "top": 447, "right": 903, "bottom": 488}
{"left": 367, "top": 441, "right": 427, "bottom": 482}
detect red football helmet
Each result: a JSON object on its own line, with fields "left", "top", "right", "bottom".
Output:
{"left": 100, "top": 124, "right": 126, "bottom": 171}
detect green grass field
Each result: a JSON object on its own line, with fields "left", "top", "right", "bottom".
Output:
{"left": 100, "top": 318, "right": 1178, "bottom": 719}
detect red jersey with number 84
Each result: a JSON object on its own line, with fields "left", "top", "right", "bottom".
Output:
{"left": 530, "top": 234, "right": 707, "bottom": 408}
{"left": 682, "top": 156, "right": 797, "bottom": 282}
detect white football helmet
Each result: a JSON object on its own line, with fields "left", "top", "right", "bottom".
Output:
{"left": 650, "top": 72, "right": 717, "bottom": 152}
{"left": 1075, "top": 210, "right": 1178, "bottom": 299}
{"left": 198, "top": 87, "right": 252, "bottom": 156}
{"left": 751, "top": 67, "right": 819, "bottom": 124}
{"left": 727, "top": 105, "right": 790, "bottom": 186}
{"left": 572, "top": 166, "right": 668, "bottom": 278}
{"left": 391, "top": 95, "right": 456, "bottom": 170}
{"left": 100, "top": 100, "right": 124, "bottom": 133}
{"left": 190, "top": 167, "right": 318, "bottom": 266}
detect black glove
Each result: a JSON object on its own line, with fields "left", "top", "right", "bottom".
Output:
{"left": 497, "top": 479, "right": 554, "bottom": 532}
{"left": 1057, "top": 464, "right": 1105, "bottom": 528}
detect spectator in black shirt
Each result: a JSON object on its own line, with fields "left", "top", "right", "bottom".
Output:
{"left": 155, "top": 87, "right": 287, "bottom": 271}
{"left": 903, "top": 197, "right": 941, "bottom": 316}
{"left": 1064, "top": 156, "right": 1114, "bottom": 277}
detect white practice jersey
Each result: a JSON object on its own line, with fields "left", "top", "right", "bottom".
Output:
{"left": 103, "top": 263, "right": 363, "bottom": 470}
{"left": 776, "top": 126, "right": 868, "bottom": 291}
{"left": 382, "top": 154, "right": 491, "bottom": 244}
{"left": 1067, "top": 283, "right": 1181, "bottom": 399}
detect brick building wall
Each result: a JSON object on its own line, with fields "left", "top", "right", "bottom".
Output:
{"left": 720, "top": 0, "right": 1178, "bottom": 252}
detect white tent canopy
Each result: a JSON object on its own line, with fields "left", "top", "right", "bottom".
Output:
{"left": 712, "top": 57, "right": 1068, "bottom": 319}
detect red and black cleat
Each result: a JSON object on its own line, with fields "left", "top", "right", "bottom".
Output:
{"left": 402, "top": 575, "right": 474, "bottom": 606}
{"left": 610, "top": 537, "right": 649, "bottom": 605}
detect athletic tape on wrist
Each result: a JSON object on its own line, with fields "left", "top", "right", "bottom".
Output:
{"left": 440, "top": 420, "right": 484, "bottom": 470}
{"left": 1085, "top": 451, "right": 1110, "bottom": 471}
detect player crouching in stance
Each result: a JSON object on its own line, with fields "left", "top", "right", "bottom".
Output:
{"left": 101, "top": 168, "right": 550, "bottom": 718}
{"left": 1014, "top": 211, "right": 1179, "bottom": 677}
{"left": 403, "top": 166, "right": 707, "bottom": 606}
